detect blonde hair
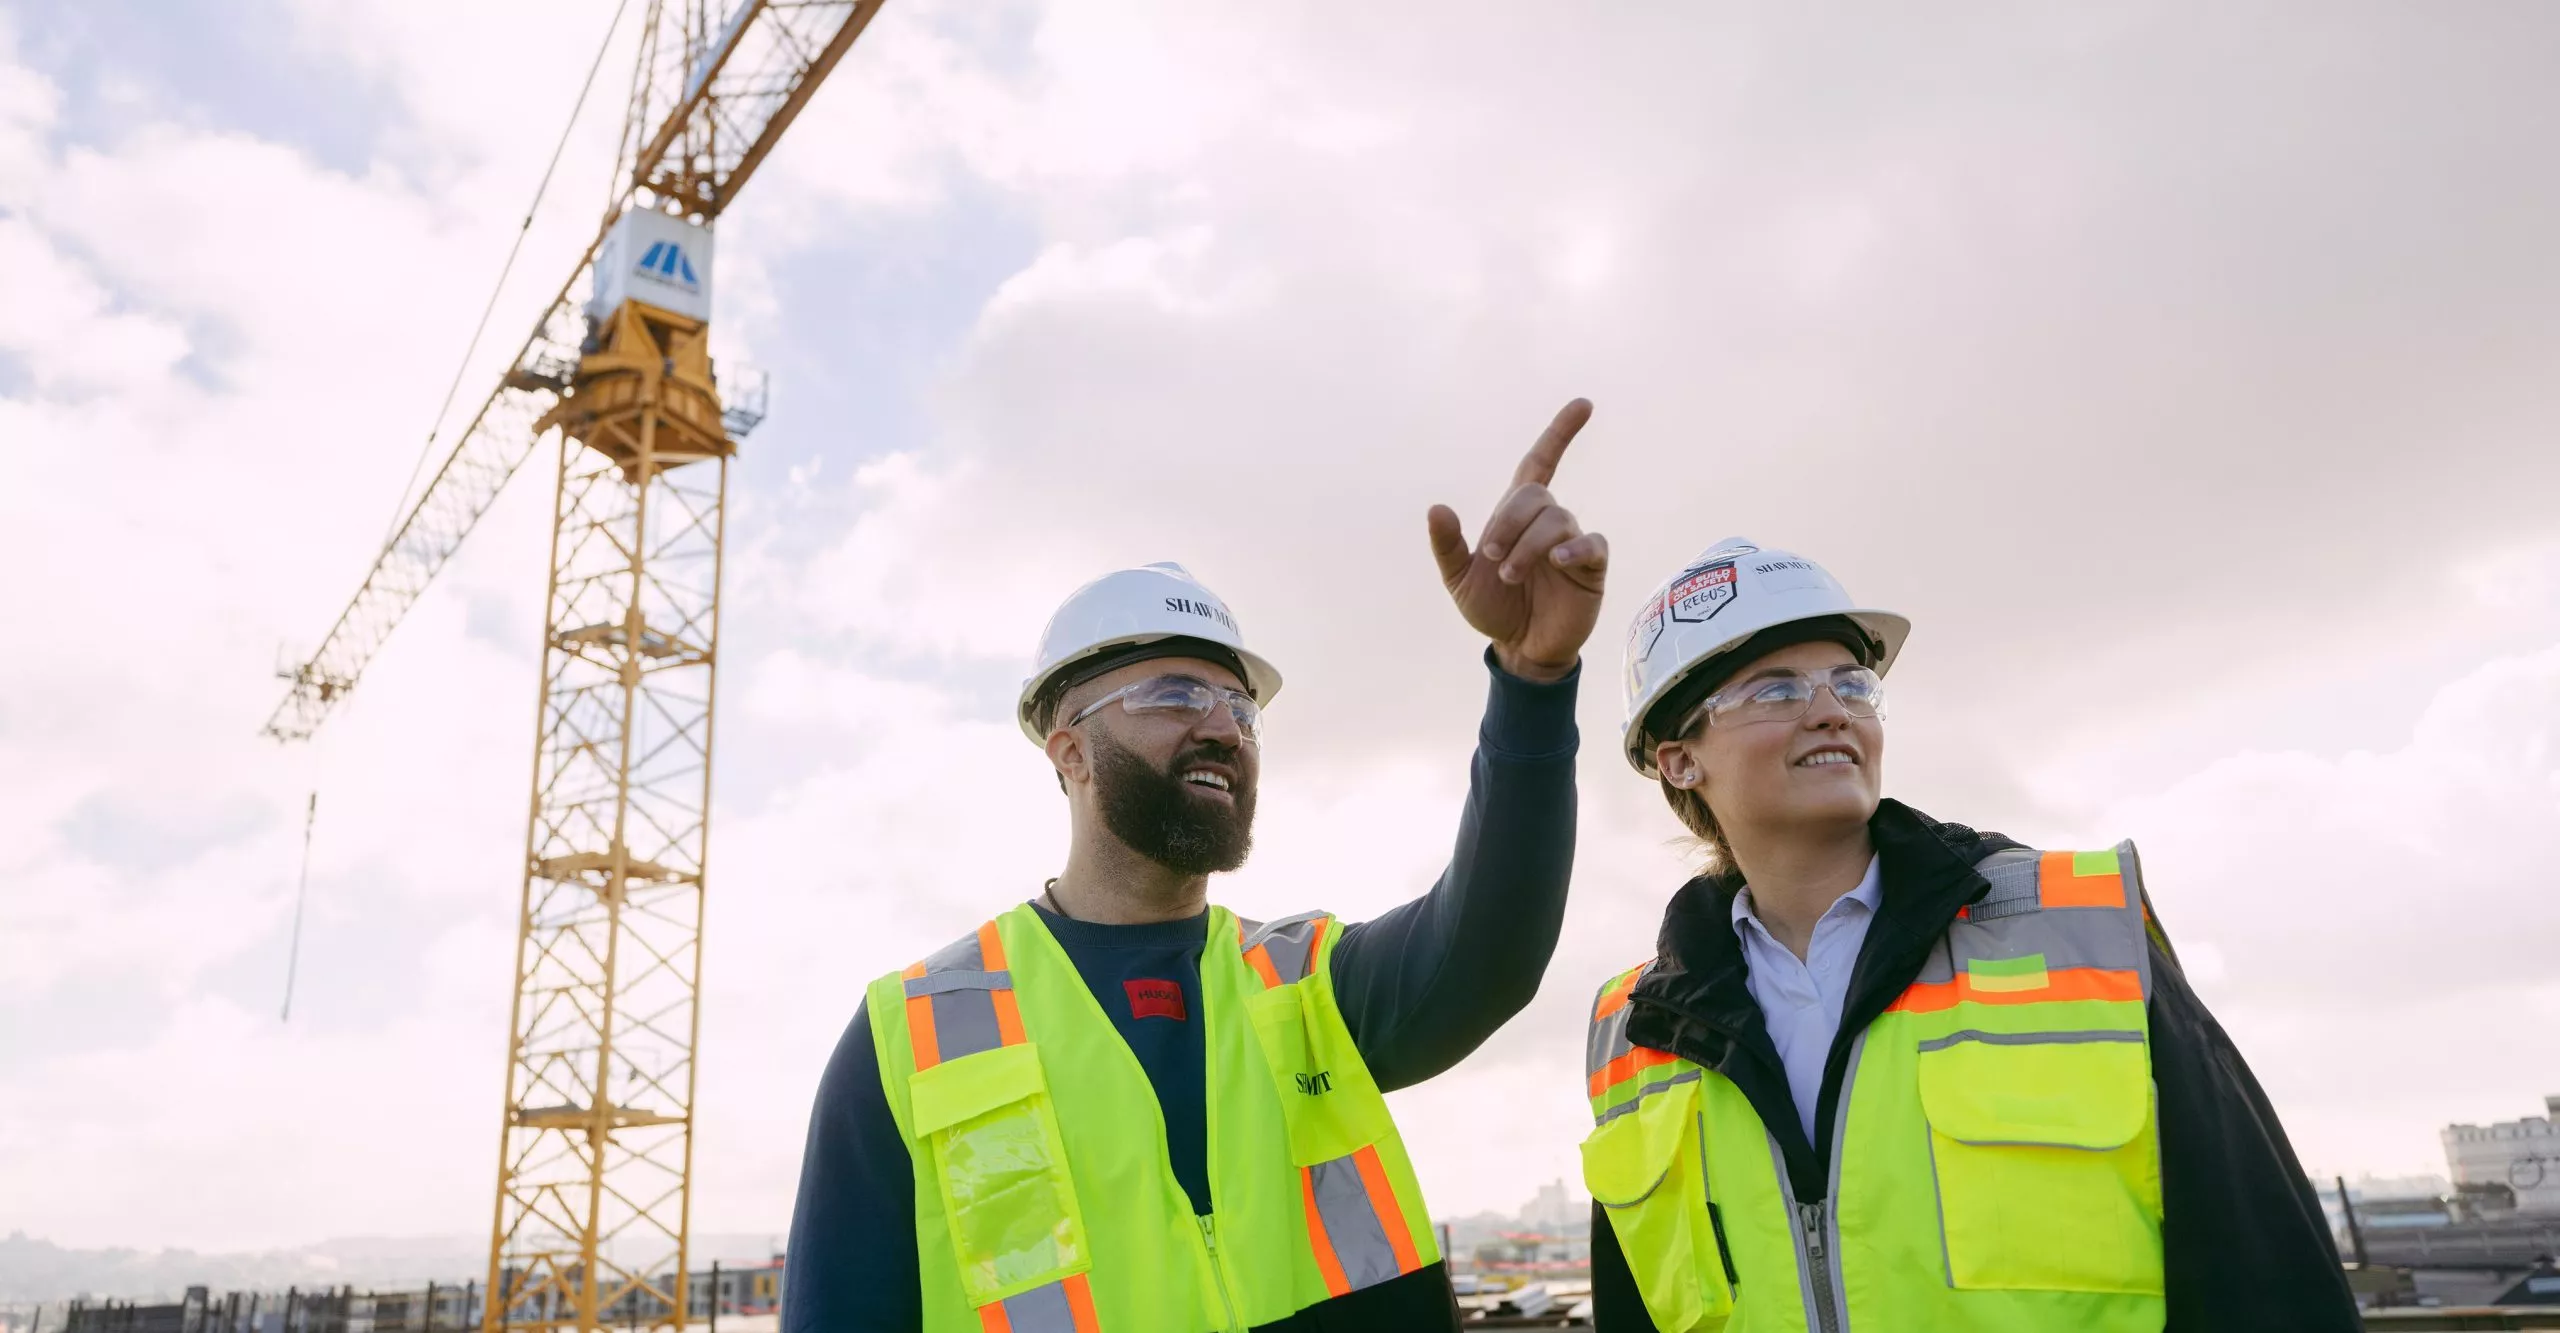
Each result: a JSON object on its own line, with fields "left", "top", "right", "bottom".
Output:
{"left": 1659, "top": 773, "right": 1732, "bottom": 873}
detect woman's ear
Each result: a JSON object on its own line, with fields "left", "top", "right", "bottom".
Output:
{"left": 1657, "top": 739, "right": 1703, "bottom": 790}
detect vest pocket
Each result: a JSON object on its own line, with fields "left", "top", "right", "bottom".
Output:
{"left": 1245, "top": 984, "right": 1393, "bottom": 1165}
{"left": 908, "top": 1042, "right": 1091, "bottom": 1307}
{"left": 1580, "top": 1077, "right": 1733, "bottom": 1331}
{"left": 1915, "top": 1031, "right": 2164, "bottom": 1295}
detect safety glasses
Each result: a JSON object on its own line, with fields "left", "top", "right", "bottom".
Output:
{"left": 1066, "top": 674, "right": 1262, "bottom": 741}
{"left": 1683, "top": 664, "right": 1885, "bottom": 733}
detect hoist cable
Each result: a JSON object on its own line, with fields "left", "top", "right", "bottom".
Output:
{"left": 374, "top": 0, "right": 637, "bottom": 552}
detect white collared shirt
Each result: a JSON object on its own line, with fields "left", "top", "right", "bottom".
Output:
{"left": 1730, "top": 855, "right": 1884, "bottom": 1143}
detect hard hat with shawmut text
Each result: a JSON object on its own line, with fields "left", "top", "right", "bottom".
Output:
{"left": 1619, "top": 538, "right": 1909, "bottom": 776}
{"left": 1018, "top": 562, "right": 1283, "bottom": 744}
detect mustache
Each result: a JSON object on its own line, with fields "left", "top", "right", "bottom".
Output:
{"left": 1172, "top": 739, "right": 1247, "bottom": 773}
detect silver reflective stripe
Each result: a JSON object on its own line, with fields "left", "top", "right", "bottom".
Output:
{"left": 1308, "top": 1155, "right": 1404, "bottom": 1290}
{"left": 911, "top": 925, "right": 1011, "bottom": 1063}
{"left": 1915, "top": 1028, "right": 2143, "bottom": 1054}
{"left": 1586, "top": 1001, "right": 1634, "bottom": 1085}
{"left": 931, "top": 986, "right": 1003, "bottom": 1061}
{"left": 1912, "top": 933, "right": 1958, "bottom": 986}
{"left": 2117, "top": 839, "right": 2157, "bottom": 998}
{"left": 996, "top": 1278, "right": 1076, "bottom": 1332}
{"left": 1243, "top": 910, "right": 1327, "bottom": 984}
{"left": 1593, "top": 1067, "right": 1702, "bottom": 1127}
{"left": 1955, "top": 842, "right": 2158, "bottom": 1001}
{"left": 1813, "top": 1029, "right": 1862, "bottom": 1333}
{"left": 904, "top": 968, "right": 1011, "bottom": 998}
{"left": 1948, "top": 913, "right": 2135, "bottom": 974}
{"left": 1926, "top": 1128, "right": 1955, "bottom": 1288}
{"left": 1944, "top": 1132, "right": 2147, "bottom": 1151}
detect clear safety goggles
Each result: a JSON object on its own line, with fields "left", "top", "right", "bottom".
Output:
{"left": 1682, "top": 663, "right": 1885, "bottom": 733}
{"left": 1067, "top": 674, "right": 1262, "bottom": 741}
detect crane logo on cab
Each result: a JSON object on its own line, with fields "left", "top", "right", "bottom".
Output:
{"left": 635, "top": 240, "right": 702, "bottom": 294}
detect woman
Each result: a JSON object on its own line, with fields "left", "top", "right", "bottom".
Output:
{"left": 1580, "top": 538, "right": 2357, "bottom": 1332}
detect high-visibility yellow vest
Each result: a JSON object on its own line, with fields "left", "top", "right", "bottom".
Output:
{"left": 1582, "top": 845, "right": 2167, "bottom": 1333}
{"left": 868, "top": 902, "right": 1442, "bottom": 1332}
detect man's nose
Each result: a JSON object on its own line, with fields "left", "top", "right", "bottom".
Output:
{"left": 1190, "top": 699, "right": 1245, "bottom": 746}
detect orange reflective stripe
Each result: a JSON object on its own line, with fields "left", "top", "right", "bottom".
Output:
{"left": 977, "top": 1302, "right": 1011, "bottom": 1333}
{"left": 1062, "top": 1273, "right": 1100, "bottom": 1332}
{"left": 1888, "top": 966, "right": 2143, "bottom": 1014}
{"left": 1306, "top": 914, "right": 1330, "bottom": 968}
{"left": 903, "top": 961, "right": 942, "bottom": 1071}
{"left": 1586, "top": 1043, "right": 1681, "bottom": 1100}
{"left": 992, "top": 987, "right": 1029, "bottom": 1047}
{"left": 1352, "top": 1145, "right": 1423, "bottom": 1274}
{"left": 977, "top": 920, "right": 1011, "bottom": 969}
{"left": 1244, "top": 943, "right": 1284, "bottom": 990}
{"left": 1593, "top": 966, "right": 1643, "bottom": 1020}
{"left": 1303, "top": 1166, "right": 1353, "bottom": 1297}
{"left": 2039, "top": 850, "right": 2126, "bottom": 909}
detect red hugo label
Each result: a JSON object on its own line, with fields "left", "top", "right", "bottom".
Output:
{"left": 1125, "top": 978, "right": 1188, "bottom": 1021}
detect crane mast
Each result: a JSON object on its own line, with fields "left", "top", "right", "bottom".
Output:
{"left": 261, "top": 4, "right": 888, "bottom": 1331}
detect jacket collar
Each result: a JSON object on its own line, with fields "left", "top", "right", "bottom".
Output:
{"left": 1624, "top": 799, "right": 2015, "bottom": 1062}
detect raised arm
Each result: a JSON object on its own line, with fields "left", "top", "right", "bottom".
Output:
{"left": 1332, "top": 653, "right": 1579, "bottom": 1089}
{"left": 1332, "top": 398, "right": 1605, "bottom": 1089}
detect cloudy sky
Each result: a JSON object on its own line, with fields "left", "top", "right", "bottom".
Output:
{"left": 5, "top": 0, "right": 2557, "bottom": 1256}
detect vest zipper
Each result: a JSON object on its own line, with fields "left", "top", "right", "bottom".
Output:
{"left": 1198, "top": 1215, "right": 1244, "bottom": 1332}
{"left": 1797, "top": 1202, "right": 1841, "bottom": 1333}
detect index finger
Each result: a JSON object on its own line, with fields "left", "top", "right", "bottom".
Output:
{"left": 1512, "top": 398, "right": 1594, "bottom": 489}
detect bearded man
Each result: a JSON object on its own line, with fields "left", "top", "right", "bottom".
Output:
{"left": 785, "top": 402, "right": 1608, "bottom": 1332}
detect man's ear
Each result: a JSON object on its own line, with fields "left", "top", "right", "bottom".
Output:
{"left": 1045, "top": 725, "right": 1090, "bottom": 790}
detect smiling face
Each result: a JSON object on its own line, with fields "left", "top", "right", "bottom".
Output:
{"left": 1047, "top": 655, "right": 1261, "bottom": 875}
{"left": 1653, "top": 638, "right": 1883, "bottom": 855}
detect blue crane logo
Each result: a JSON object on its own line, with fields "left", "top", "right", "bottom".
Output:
{"left": 635, "top": 239, "right": 701, "bottom": 293}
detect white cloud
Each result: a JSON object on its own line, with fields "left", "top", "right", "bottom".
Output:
{"left": 0, "top": 216, "right": 190, "bottom": 391}
{"left": 11, "top": 0, "right": 2560, "bottom": 1261}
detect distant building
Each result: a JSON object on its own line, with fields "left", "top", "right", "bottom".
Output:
{"left": 2443, "top": 1094, "right": 2560, "bottom": 1216}
{"left": 1525, "top": 1178, "right": 1585, "bottom": 1232}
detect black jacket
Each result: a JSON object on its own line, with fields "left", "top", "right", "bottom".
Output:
{"left": 1589, "top": 800, "right": 2360, "bottom": 1332}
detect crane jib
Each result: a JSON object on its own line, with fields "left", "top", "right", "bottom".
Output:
{"left": 264, "top": 0, "right": 883, "bottom": 745}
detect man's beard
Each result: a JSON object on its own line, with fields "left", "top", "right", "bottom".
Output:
{"left": 1089, "top": 729, "right": 1256, "bottom": 876}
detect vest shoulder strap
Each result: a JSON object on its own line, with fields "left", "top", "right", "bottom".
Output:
{"left": 1585, "top": 960, "right": 1696, "bottom": 1124}
{"left": 897, "top": 917, "right": 1028, "bottom": 1072}
{"left": 1237, "top": 908, "right": 1335, "bottom": 989}
{"left": 1940, "top": 840, "right": 2156, "bottom": 1002}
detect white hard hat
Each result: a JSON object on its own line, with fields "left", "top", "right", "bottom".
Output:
{"left": 1017, "top": 561, "right": 1283, "bottom": 744}
{"left": 1619, "top": 538, "right": 1910, "bottom": 776}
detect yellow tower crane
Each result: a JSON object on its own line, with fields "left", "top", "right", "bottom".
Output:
{"left": 263, "top": 4, "right": 886, "bottom": 1329}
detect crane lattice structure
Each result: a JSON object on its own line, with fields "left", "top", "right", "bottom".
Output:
{"left": 264, "top": 4, "right": 886, "bottom": 1330}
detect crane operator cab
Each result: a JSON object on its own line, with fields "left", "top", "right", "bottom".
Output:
{"left": 538, "top": 206, "right": 733, "bottom": 476}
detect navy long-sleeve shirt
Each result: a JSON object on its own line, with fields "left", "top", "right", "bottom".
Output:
{"left": 785, "top": 653, "right": 1581, "bottom": 1332}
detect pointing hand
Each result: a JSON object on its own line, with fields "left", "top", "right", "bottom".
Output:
{"left": 1426, "top": 399, "right": 1609, "bottom": 683}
